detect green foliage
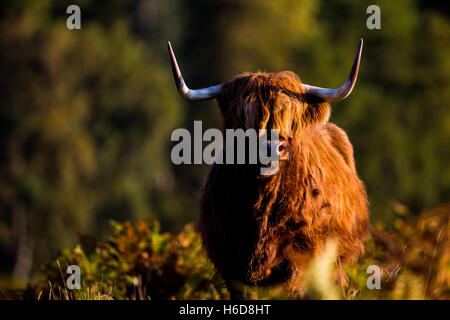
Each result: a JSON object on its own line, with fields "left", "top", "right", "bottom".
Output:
{"left": 41, "top": 219, "right": 227, "bottom": 300}
{"left": 0, "top": 0, "right": 181, "bottom": 280}
{"left": 33, "top": 203, "right": 448, "bottom": 300}
{"left": 345, "top": 203, "right": 449, "bottom": 299}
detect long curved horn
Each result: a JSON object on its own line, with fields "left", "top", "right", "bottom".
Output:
{"left": 302, "top": 38, "right": 363, "bottom": 102}
{"left": 167, "top": 41, "right": 223, "bottom": 101}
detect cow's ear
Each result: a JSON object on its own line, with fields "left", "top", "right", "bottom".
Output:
{"left": 216, "top": 95, "right": 229, "bottom": 119}
{"left": 302, "top": 101, "right": 331, "bottom": 126}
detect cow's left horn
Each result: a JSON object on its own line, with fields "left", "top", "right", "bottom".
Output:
{"left": 168, "top": 41, "right": 223, "bottom": 101}
{"left": 302, "top": 38, "right": 363, "bottom": 102}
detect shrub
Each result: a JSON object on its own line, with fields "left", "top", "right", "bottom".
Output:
{"left": 35, "top": 203, "right": 449, "bottom": 300}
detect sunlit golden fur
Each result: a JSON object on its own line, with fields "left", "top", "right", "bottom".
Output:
{"left": 197, "top": 71, "right": 368, "bottom": 296}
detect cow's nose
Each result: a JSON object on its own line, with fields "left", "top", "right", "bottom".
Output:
{"left": 259, "top": 140, "right": 290, "bottom": 168}
{"left": 276, "top": 142, "right": 285, "bottom": 155}
{"left": 274, "top": 141, "right": 290, "bottom": 161}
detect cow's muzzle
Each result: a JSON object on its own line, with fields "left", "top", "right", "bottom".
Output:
{"left": 259, "top": 140, "right": 291, "bottom": 176}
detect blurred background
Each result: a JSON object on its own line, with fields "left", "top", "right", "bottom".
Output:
{"left": 0, "top": 0, "right": 449, "bottom": 293}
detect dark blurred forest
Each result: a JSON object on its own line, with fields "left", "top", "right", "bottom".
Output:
{"left": 0, "top": 0, "right": 449, "bottom": 297}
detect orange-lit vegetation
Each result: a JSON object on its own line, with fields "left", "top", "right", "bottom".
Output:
{"left": 14, "top": 203, "right": 445, "bottom": 300}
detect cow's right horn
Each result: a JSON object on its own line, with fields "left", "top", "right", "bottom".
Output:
{"left": 168, "top": 41, "right": 223, "bottom": 101}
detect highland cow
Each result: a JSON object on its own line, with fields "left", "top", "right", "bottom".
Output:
{"left": 168, "top": 39, "right": 369, "bottom": 298}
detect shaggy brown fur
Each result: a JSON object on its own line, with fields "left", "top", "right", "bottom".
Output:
{"left": 197, "top": 71, "right": 368, "bottom": 297}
